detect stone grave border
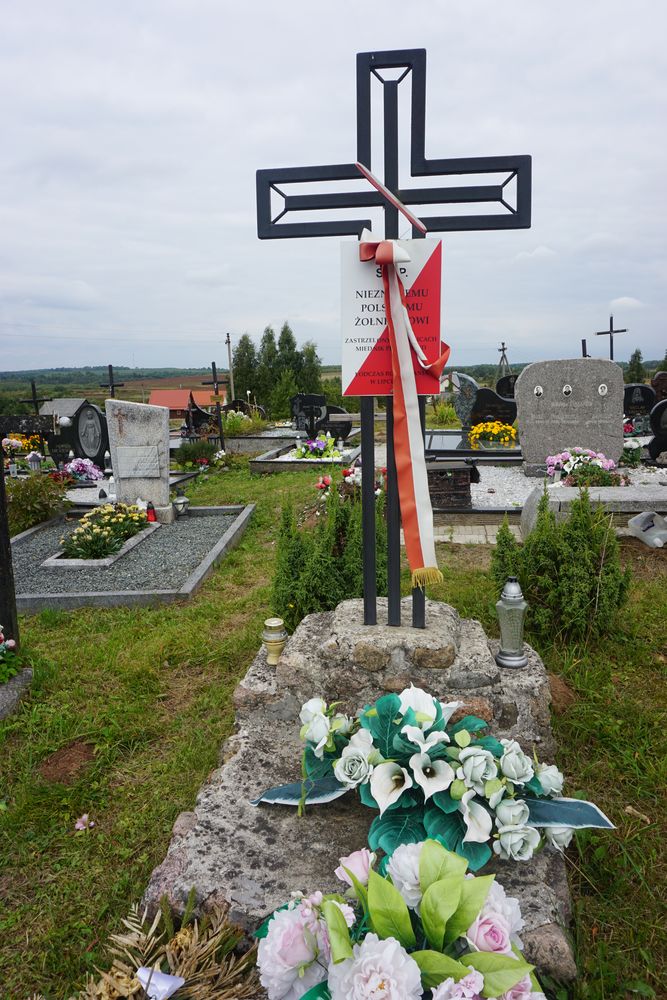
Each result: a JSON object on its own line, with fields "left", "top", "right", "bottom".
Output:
{"left": 11, "top": 504, "right": 255, "bottom": 612}
{"left": 250, "top": 441, "right": 362, "bottom": 474}
{"left": 521, "top": 484, "right": 667, "bottom": 537}
{"left": 40, "top": 522, "right": 161, "bottom": 569}
{"left": 0, "top": 667, "right": 33, "bottom": 722}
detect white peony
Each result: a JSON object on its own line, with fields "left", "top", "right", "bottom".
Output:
{"left": 544, "top": 825, "right": 574, "bottom": 851}
{"left": 457, "top": 747, "right": 498, "bottom": 794}
{"left": 536, "top": 762, "right": 564, "bottom": 796}
{"left": 493, "top": 824, "right": 541, "bottom": 861}
{"left": 499, "top": 739, "right": 534, "bottom": 785}
{"left": 410, "top": 752, "right": 455, "bottom": 801}
{"left": 257, "top": 905, "right": 328, "bottom": 1000}
{"left": 495, "top": 798, "right": 530, "bottom": 828}
{"left": 386, "top": 841, "right": 424, "bottom": 911}
{"left": 327, "top": 933, "right": 423, "bottom": 1000}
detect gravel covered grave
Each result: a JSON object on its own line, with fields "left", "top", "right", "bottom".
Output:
{"left": 13, "top": 510, "right": 239, "bottom": 594}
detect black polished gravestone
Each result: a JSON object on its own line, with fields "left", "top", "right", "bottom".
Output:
{"left": 496, "top": 373, "right": 518, "bottom": 399}
{"left": 453, "top": 373, "right": 517, "bottom": 435}
{"left": 624, "top": 383, "right": 656, "bottom": 420}
{"left": 290, "top": 394, "right": 353, "bottom": 441}
{"left": 39, "top": 398, "right": 108, "bottom": 469}
{"left": 647, "top": 399, "right": 667, "bottom": 461}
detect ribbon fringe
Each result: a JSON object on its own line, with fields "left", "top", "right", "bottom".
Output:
{"left": 411, "top": 567, "right": 444, "bottom": 589}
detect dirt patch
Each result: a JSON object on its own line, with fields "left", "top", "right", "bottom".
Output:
{"left": 38, "top": 741, "right": 95, "bottom": 785}
{"left": 439, "top": 543, "right": 493, "bottom": 572}
{"left": 548, "top": 673, "right": 577, "bottom": 715}
{"left": 620, "top": 537, "right": 667, "bottom": 579}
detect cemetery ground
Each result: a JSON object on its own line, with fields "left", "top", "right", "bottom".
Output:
{"left": 0, "top": 459, "right": 665, "bottom": 999}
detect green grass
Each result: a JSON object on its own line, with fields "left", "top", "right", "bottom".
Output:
{"left": 0, "top": 465, "right": 665, "bottom": 998}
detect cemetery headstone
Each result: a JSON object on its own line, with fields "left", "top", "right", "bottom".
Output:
{"left": 496, "top": 373, "right": 518, "bottom": 399}
{"left": 105, "top": 400, "right": 174, "bottom": 523}
{"left": 290, "top": 393, "right": 352, "bottom": 441}
{"left": 647, "top": 399, "right": 667, "bottom": 461}
{"left": 623, "top": 383, "right": 655, "bottom": 420}
{"left": 651, "top": 371, "right": 667, "bottom": 403}
{"left": 515, "top": 358, "right": 624, "bottom": 476}
{"left": 40, "top": 399, "right": 108, "bottom": 469}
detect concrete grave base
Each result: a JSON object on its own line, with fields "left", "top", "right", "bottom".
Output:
{"left": 144, "top": 598, "right": 577, "bottom": 985}
{"left": 521, "top": 484, "right": 667, "bottom": 538}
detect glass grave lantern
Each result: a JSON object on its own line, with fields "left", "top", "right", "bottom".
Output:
{"left": 495, "top": 576, "right": 528, "bottom": 669}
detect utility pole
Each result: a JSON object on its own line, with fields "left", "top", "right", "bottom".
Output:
{"left": 226, "top": 333, "right": 235, "bottom": 400}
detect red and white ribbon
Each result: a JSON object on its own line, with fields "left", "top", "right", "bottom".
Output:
{"left": 359, "top": 229, "right": 450, "bottom": 588}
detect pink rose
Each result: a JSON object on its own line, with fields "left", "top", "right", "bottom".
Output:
{"left": 466, "top": 910, "right": 513, "bottom": 955}
{"left": 258, "top": 904, "right": 327, "bottom": 999}
{"left": 498, "top": 974, "right": 534, "bottom": 1000}
{"left": 432, "top": 968, "right": 485, "bottom": 999}
{"left": 5, "top": 639, "right": 16, "bottom": 650}
{"left": 334, "top": 848, "right": 375, "bottom": 888}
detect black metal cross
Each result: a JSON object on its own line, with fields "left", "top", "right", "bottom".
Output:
{"left": 256, "top": 48, "right": 531, "bottom": 629}
{"left": 19, "top": 379, "right": 52, "bottom": 452}
{"left": 595, "top": 315, "right": 627, "bottom": 361}
{"left": 201, "top": 362, "right": 226, "bottom": 450}
{"left": 99, "top": 364, "right": 124, "bottom": 398}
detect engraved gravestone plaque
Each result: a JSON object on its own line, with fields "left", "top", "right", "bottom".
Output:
{"left": 116, "top": 446, "right": 161, "bottom": 478}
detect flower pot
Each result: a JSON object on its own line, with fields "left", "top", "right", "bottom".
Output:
{"left": 476, "top": 439, "right": 517, "bottom": 451}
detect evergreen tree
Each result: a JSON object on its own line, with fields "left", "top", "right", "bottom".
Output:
{"left": 656, "top": 349, "right": 667, "bottom": 373}
{"left": 277, "top": 321, "right": 301, "bottom": 381}
{"left": 232, "top": 334, "right": 257, "bottom": 401}
{"left": 625, "top": 348, "right": 646, "bottom": 384}
{"left": 299, "top": 341, "right": 322, "bottom": 394}
{"left": 273, "top": 506, "right": 308, "bottom": 632}
{"left": 490, "top": 516, "right": 521, "bottom": 597}
{"left": 255, "top": 326, "right": 278, "bottom": 410}
{"left": 270, "top": 369, "right": 299, "bottom": 419}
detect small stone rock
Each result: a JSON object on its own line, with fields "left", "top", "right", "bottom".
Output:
{"left": 450, "top": 697, "right": 493, "bottom": 723}
{"left": 548, "top": 672, "right": 577, "bottom": 714}
{"left": 522, "top": 923, "right": 578, "bottom": 983}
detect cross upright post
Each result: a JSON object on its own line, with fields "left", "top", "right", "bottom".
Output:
{"left": 201, "top": 362, "right": 226, "bottom": 450}
{"left": 100, "top": 364, "right": 124, "bottom": 399}
{"left": 595, "top": 315, "right": 627, "bottom": 361}
{"left": 256, "top": 48, "right": 531, "bottom": 629}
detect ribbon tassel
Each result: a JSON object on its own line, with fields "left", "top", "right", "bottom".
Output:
{"left": 359, "top": 229, "right": 449, "bottom": 588}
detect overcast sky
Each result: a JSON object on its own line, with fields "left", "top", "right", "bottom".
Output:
{"left": 1, "top": 1, "right": 665, "bottom": 373}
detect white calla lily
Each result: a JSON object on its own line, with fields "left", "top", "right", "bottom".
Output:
{"left": 401, "top": 724, "right": 450, "bottom": 750}
{"left": 409, "top": 752, "right": 455, "bottom": 801}
{"left": 398, "top": 685, "right": 438, "bottom": 729}
{"left": 440, "top": 700, "right": 466, "bottom": 725}
{"left": 370, "top": 761, "right": 413, "bottom": 815}
{"left": 459, "top": 789, "right": 493, "bottom": 844}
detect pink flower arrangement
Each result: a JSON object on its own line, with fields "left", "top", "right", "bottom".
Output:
{"left": 64, "top": 457, "right": 104, "bottom": 481}
{"left": 545, "top": 448, "right": 616, "bottom": 477}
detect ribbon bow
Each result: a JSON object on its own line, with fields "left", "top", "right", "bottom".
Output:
{"left": 359, "top": 229, "right": 450, "bottom": 588}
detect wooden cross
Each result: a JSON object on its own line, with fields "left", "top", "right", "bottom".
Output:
{"left": 201, "top": 362, "right": 226, "bottom": 449}
{"left": 0, "top": 414, "right": 60, "bottom": 648}
{"left": 99, "top": 364, "right": 124, "bottom": 398}
{"left": 256, "top": 48, "right": 531, "bottom": 628}
{"left": 595, "top": 315, "right": 627, "bottom": 361}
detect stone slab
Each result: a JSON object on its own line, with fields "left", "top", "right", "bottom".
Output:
{"left": 144, "top": 598, "right": 577, "bottom": 984}
{"left": 40, "top": 523, "right": 160, "bottom": 568}
{"left": 516, "top": 359, "right": 624, "bottom": 476}
{"left": 106, "top": 400, "right": 170, "bottom": 506}
{"left": 521, "top": 484, "right": 667, "bottom": 537}
{"left": 0, "top": 667, "right": 33, "bottom": 722}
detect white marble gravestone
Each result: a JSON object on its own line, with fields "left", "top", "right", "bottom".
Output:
{"left": 515, "top": 359, "right": 624, "bottom": 476}
{"left": 105, "top": 400, "right": 174, "bottom": 523}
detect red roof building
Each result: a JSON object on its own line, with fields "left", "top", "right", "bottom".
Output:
{"left": 148, "top": 389, "right": 226, "bottom": 416}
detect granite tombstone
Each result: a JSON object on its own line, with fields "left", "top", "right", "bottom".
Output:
{"left": 623, "top": 383, "right": 655, "bottom": 420}
{"left": 651, "top": 371, "right": 667, "bottom": 403}
{"left": 105, "top": 400, "right": 173, "bottom": 523}
{"left": 453, "top": 373, "right": 518, "bottom": 435}
{"left": 40, "top": 398, "right": 108, "bottom": 469}
{"left": 515, "top": 359, "right": 624, "bottom": 476}
{"left": 647, "top": 399, "right": 667, "bottom": 461}
{"left": 496, "top": 373, "right": 518, "bottom": 399}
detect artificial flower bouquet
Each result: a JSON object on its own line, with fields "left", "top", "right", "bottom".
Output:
{"left": 257, "top": 839, "right": 546, "bottom": 1000}
{"left": 2, "top": 436, "right": 23, "bottom": 455}
{"left": 295, "top": 432, "right": 341, "bottom": 461}
{"left": 469, "top": 423, "right": 517, "bottom": 450}
{"left": 545, "top": 449, "right": 628, "bottom": 487}
{"left": 315, "top": 465, "right": 386, "bottom": 501}
{"left": 64, "top": 457, "right": 104, "bottom": 481}
{"left": 0, "top": 625, "right": 19, "bottom": 684}
{"left": 61, "top": 503, "right": 148, "bottom": 559}
{"left": 254, "top": 686, "right": 612, "bottom": 870}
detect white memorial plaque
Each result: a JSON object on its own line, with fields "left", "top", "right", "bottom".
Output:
{"left": 116, "top": 445, "right": 161, "bottom": 478}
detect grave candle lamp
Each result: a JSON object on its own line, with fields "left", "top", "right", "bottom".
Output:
{"left": 262, "top": 617, "right": 288, "bottom": 665}
{"left": 495, "top": 576, "right": 528, "bottom": 669}
{"left": 172, "top": 489, "right": 190, "bottom": 517}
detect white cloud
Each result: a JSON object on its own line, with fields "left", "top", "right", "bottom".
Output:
{"left": 610, "top": 296, "right": 645, "bottom": 310}
{"left": 513, "top": 245, "right": 557, "bottom": 262}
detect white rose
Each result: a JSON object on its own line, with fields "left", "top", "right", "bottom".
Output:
{"left": 331, "top": 713, "right": 354, "bottom": 735}
{"left": 536, "top": 763, "right": 564, "bottom": 796}
{"left": 301, "top": 713, "right": 331, "bottom": 757}
{"left": 334, "top": 744, "right": 374, "bottom": 788}
{"left": 545, "top": 826, "right": 574, "bottom": 851}
{"left": 499, "top": 739, "right": 534, "bottom": 785}
{"left": 493, "top": 824, "right": 541, "bottom": 861}
{"left": 386, "top": 842, "right": 424, "bottom": 911}
{"left": 457, "top": 746, "right": 498, "bottom": 794}
{"left": 299, "top": 698, "right": 327, "bottom": 724}
{"left": 495, "top": 798, "right": 530, "bottom": 828}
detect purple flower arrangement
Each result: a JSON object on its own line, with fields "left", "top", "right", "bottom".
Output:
{"left": 64, "top": 457, "right": 104, "bottom": 481}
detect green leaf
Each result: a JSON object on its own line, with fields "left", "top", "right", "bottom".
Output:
{"left": 321, "top": 900, "right": 353, "bottom": 963}
{"left": 454, "top": 729, "right": 471, "bottom": 748}
{"left": 460, "top": 951, "right": 534, "bottom": 998}
{"left": 304, "top": 744, "right": 335, "bottom": 779}
{"left": 419, "top": 838, "right": 468, "bottom": 894}
{"left": 301, "top": 984, "right": 332, "bottom": 1000}
{"left": 484, "top": 778, "right": 503, "bottom": 800}
{"left": 342, "top": 866, "right": 369, "bottom": 916}
{"left": 423, "top": 805, "right": 465, "bottom": 852}
{"left": 359, "top": 781, "right": 379, "bottom": 809}
{"left": 367, "top": 869, "right": 416, "bottom": 949}
{"left": 361, "top": 693, "right": 402, "bottom": 757}
{"left": 473, "top": 735, "right": 505, "bottom": 757}
{"left": 420, "top": 875, "right": 462, "bottom": 951}
{"left": 411, "top": 950, "right": 469, "bottom": 988}
{"left": 431, "top": 790, "right": 460, "bottom": 814}
{"left": 449, "top": 715, "right": 489, "bottom": 735}
{"left": 459, "top": 840, "right": 492, "bottom": 872}
{"left": 444, "top": 874, "right": 495, "bottom": 944}
{"left": 450, "top": 779, "right": 467, "bottom": 801}
{"left": 368, "top": 807, "right": 426, "bottom": 857}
